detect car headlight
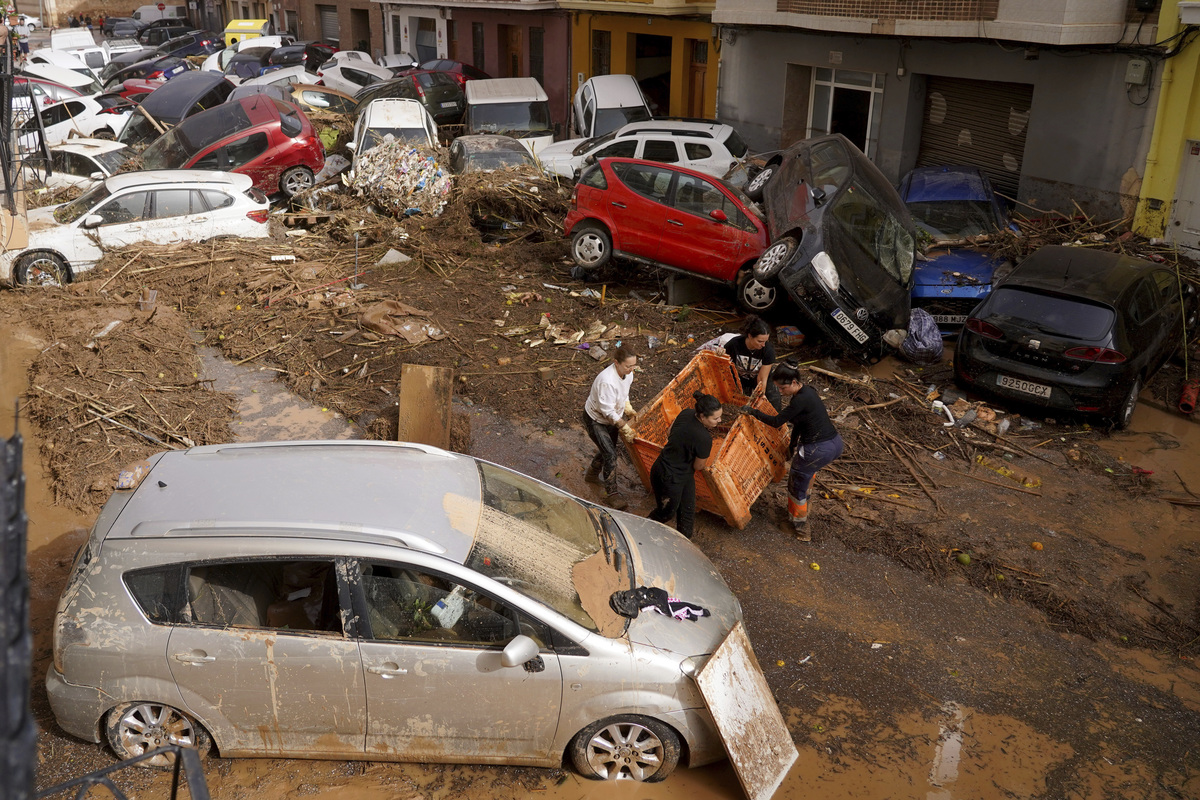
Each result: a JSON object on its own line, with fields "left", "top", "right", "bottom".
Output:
{"left": 811, "top": 251, "right": 839, "bottom": 292}
{"left": 680, "top": 655, "right": 708, "bottom": 677}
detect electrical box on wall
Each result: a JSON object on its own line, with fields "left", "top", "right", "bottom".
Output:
{"left": 1126, "top": 57, "right": 1150, "bottom": 86}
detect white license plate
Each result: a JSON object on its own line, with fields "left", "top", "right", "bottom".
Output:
{"left": 997, "top": 374, "right": 1051, "bottom": 398}
{"left": 932, "top": 314, "right": 967, "bottom": 324}
{"left": 441, "top": 101, "right": 457, "bottom": 108}
{"left": 831, "top": 309, "right": 869, "bottom": 344}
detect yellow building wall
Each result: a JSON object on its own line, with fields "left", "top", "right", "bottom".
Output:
{"left": 1134, "top": 0, "right": 1200, "bottom": 237}
{"left": 570, "top": 12, "right": 718, "bottom": 119}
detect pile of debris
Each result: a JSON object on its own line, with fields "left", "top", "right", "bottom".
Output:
{"left": 449, "top": 168, "right": 573, "bottom": 239}
{"left": 348, "top": 140, "right": 452, "bottom": 216}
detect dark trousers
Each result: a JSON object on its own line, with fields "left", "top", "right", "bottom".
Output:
{"left": 740, "top": 375, "right": 783, "bottom": 411}
{"left": 788, "top": 434, "right": 844, "bottom": 507}
{"left": 583, "top": 411, "right": 620, "bottom": 492}
{"left": 648, "top": 461, "right": 696, "bottom": 538}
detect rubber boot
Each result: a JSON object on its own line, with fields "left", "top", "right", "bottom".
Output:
{"left": 584, "top": 461, "right": 603, "bottom": 485}
{"left": 605, "top": 490, "right": 628, "bottom": 511}
{"left": 788, "top": 496, "right": 811, "bottom": 542}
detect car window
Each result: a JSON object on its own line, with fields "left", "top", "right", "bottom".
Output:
{"left": 200, "top": 189, "right": 234, "bottom": 209}
{"left": 684, "top": 142, "right": 712, "bottom": 161}
{"left": 830, "top": 180, "right": 915, "bottom": 284}
{"left": 1153, "top": 269, "right": 1176, "bottom": 302}
{"left": 641, "top": 139, "right": 679, "bottom": 163}
{"left": 578, "top": 165, "right": 607, "bottom": 190}
{"left": 723, "top": 128, "right": 749, "bottom": 158}
{"left": 184, "top": 560, "right": 343, "bottom": 633}
{"left": 986, "top": 287, "right": 1116, "bottom": 339}
{"left": 60, "top": 151, "right": 93, "bottom": 177}
{"left": 93, "top": 191, "right": 149, "bottom": 224}
{"left": 192, "top": 131, "right": 269, "bottom": 170}
{"left": 300, "top": 89, "right": 355, "bottom": 113}
{"left": 672, "top": 173, "right": 754, "bottom": 231}
{"left": 151, "top": 189, "right": 197, "bottom": 218}
{"left": 360, "top": 562, "right": 544, "bottom": 646}
{"left": 594, "top": 140, "right": 637, "bottom": 160}
{"left": 1127, "top": 278, "right": 1159, "bottom": 326}
{"left": 611, "top": 161, "right": 673, "bottom": 204}
{"left": 126, "top": 565, "right": 186, "bottom": 623}
{"left": 50, "top": 151, "right": 71, "bottom": 174}
{"left": 196, "top": 85, "right": 233, "bottom": 110}
{"left": 343, "top": 67, "right": 380, "bottom": 87}
{"left": 809, "top": 140, "right": 852, "bottom": 190}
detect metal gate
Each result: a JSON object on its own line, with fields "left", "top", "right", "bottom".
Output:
{"left": 916, "top": 76, "right": 1033, "bottom": 199}
{"left": 317, "top": 4, "right": 340, "bottom": 46}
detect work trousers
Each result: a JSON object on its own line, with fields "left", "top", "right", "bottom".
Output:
{"left": 583, "top": 411, "right": 620, "bottom": 492}
{"left": 740, "top": 375, "right": 783, "bottom": 412}
{"left": 787, "top": 434, "right": 844, "bottom": 519}
{"left": 648, "top": 462, "right": 697, "bottom": 539}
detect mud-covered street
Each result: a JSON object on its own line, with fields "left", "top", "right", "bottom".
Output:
{"left": 4, "top": 199, "right": 1199, "bottom": 798}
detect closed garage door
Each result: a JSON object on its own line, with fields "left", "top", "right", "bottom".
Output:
{"left": 916, "top": 76, "right": 1033, "bottom": 199}
{"left": 317, "top": 4, "right": 339, "bottom": 46}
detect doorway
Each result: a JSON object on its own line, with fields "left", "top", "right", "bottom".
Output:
{"left": 350, "top": 8, "right": 371, "bottom": 54}
{"left": 634, "top": 33, "right": 672, "bottom": 116}
{"left": 808, "top": 68, "right": 883, "bottom": 158}
{"left": 1170, "top": 140, "right": 1200, "bottom": 252}
{"left": 498, "top": 24, "right": 522, "bottom": 77}
{"left": 685, "top": 39, "right": 707, "bottom": 118}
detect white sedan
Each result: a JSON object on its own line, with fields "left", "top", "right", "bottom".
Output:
{"left": 316, "top": 56, "right": 392, "bottom": 95}
{"left": 18, "top": 94, "right": 135, "bottom": 148}
{"left": 2, "top": 171, "right": 271, "bottom": 287}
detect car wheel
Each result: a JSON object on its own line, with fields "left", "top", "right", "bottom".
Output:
{"left": 571, "top": 224, "right": 612, "bottom": 271}
{"left": 105, "top": 702, "right": 210, "bottom": 769}
{"left": 753, "top": 237, "right": 797, "bottom": 281}
{"left": 15, "top": 252, "right": 69, "bottom": 287}
{"left": 1114, "top": 377, "right": 1142, "bottom": 430}
{"left": 280, "top": 165, "right": 315, "bottom": 197}
{"left": 737, "top": 268, "right": 780, "bottom": 313}
{"left": 745, "top": 163, "right": 776, "bottom": 202}
{"left": 569, "top": 715, "right": 680, "bottom": 783}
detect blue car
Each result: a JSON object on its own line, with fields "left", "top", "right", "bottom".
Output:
{"left": 899, "top": 166, "right": 1017, "bottom": 335}
{"left": 155, "top": 31, "right": 224, "bottom": 59}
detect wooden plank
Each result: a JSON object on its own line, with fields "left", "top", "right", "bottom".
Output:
{"left": 396, "top": 363, "right": 454, "bottom": 449}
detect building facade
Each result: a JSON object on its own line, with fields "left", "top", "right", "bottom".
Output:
{"left": 714, "top": 0, "right": 1164, "bottom": 220}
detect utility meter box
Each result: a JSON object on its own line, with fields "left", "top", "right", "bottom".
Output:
{"left": 1126, "top": 57, "right": 1150, "bottom": 86}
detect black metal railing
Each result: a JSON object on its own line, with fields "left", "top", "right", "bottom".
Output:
{"left": 35, "top": 746, "right": 212, "bottom": 800}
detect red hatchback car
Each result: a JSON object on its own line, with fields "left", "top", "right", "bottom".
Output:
{"left": 564, "top": 157, "right": 776, "bottom": 312}
{"left": 140, "top": 96, "right": 325, "bottom": 198}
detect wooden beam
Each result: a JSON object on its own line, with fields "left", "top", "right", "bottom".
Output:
{"left": 396, "top": 363, "right": 454, "bottom": 450}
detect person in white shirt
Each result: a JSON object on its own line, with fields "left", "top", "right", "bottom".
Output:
{"left": 583, "top": 346, "right": 637, "bottom": 509}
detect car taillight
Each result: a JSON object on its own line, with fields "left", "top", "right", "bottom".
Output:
{"left": 415, "top": 82, "right": 425, "bottom": 99}
{"left": 570, "top": 186, "right": 578, "bottom": 207}
{"left": 247, "top": 209, "right": 269, "bottom": 223}
{"left": 965, "top": 317, "right": 1004, "bottom": 339}
{"left": 146, "top": 70, "right": 164, "bottom": 80}
{"left": 200, "top": 39, "right": 212, "bottom": 46}
{"left": 1064, "top": 346, "right": 1126, "bottom": 363}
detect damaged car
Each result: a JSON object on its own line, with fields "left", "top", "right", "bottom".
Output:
{"left": 748, "top": 134, "right": 917, "bottom": 358}
{"left": 47, "top": 440, "right": 745, "bottom": 783}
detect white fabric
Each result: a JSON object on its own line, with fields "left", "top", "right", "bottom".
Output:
{"left": 585, "top": 363, "right": 633, "bottom": 426}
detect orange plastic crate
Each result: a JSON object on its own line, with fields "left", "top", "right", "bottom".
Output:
{"left": 625, "top": 350, "right": 791, "bottom": 529}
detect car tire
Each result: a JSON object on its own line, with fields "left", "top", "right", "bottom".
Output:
{"left": 1114, "top": 377, "right": 1142, "bottom": 430}
{"left": 745, "top": 163, "right": 776, "bottom": 202}
{"left": 93, "top": 128, "right": 116, "bottom": 140}
{"left": 280, "top": 165, "right": 315, "bottom": 198}
{"left": 753, "top": 236, "right": 797, "bottom": 282}
{"left": 105, "top": 702, "right": 211, "bottom": 769}
{"left": 737, "top": 268, "right": 780, "bottom": 313}
{"left": 15, "top": 252, "right": 69, "bottom": 287}
{"left": 570, "top": 224, "right": 612, "bottom": 271}
{"left": 569, "top": 715, "right": 681, "bottom": 783}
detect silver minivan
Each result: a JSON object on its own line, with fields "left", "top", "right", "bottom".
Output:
{"left": 47, "top": 441, "right": 743, "bottom": 782}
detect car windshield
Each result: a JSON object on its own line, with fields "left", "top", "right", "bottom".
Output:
{"left": 94, "top": 148, "right": 132, "bottom": 173}
{"left": 466, "top": 462, "right": 626, "bottom": 632}
{"left": 984, "top": 287, "right": 1116, "bottom": 340}
{"left": 830, "top": 179, "right": 916, "bottom": 284}
{"left": 573, "top": 130, "right": 617, "bottom": 156}
{"left": 469, "top": 101, "right": 552, "bottom": 136}
{"left": 53, "top": 183, "right": 110, "bottom": 223}
{"left": 142, "top": 103, "right": 252, "bottom": 167}
{"left": 466, "top": 150, "right": 534, "bottom": 171}
{"left": 362, "top": 127, "right": 428, "bottom": 150}
{"left": 907, "top": 200, "right": 1001, "bottom": 241}
{"left": 595, "top": 105, "right": 650, "bottom": 134}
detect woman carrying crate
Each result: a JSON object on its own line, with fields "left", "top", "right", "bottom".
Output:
{"left": 647, "top": 392, "right": 723, "bottom": 539}
{"left": 743, "top": 364, "right": 842, "bottom": 541}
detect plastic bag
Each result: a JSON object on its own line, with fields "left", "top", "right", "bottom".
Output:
{"left": 900, "top": 308, "right": 944, "bottom": 364}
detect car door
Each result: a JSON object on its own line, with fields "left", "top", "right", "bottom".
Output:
{"left": 605, "top": 161, "right": 675, "bottom": 262}
{"left": 84, "top": 189, "right": 153, "bottom": 255}
{"left": 166, "top": 558, "right": 367, "bottom": 757}
{"left": 146, "top": 188, "right": 215, "bottom": 242}
{"left": 1124, "top": 275, "right": 1173, "bottom": 374}
{"left": 662, "top": 172, "right": 761, "bottom": 280}
{"left": 43, "top": 100, "right": 88, "bottom": 146}
{"left": 637, "top": 138, "right": 682, "bottom": 167}
{"left": 191, "top": 131, "right": 270, "bottom": 188}
{"left": 355, "top": 561, "right": 563, "bottom": 761}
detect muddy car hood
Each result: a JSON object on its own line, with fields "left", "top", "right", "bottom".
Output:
{"left": 26, "top": 205, "right": 66, "bottom": 238}
{"left": 611, "top": 510, "right": 742, "bottom": 656}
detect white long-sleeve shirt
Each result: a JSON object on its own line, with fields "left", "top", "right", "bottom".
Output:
{"left": 585, "top": 363, "right": 633, "bottom": 426}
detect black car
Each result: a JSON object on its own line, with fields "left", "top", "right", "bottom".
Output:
{"left": 103, "top": 16, "right": 139, "bottom": 36}
{"left": 118, "top": 70, "right": 234, "bottom": 146}
{"left": 155, "top": 30, "right": 223, "bottom": 59}
{"left": 954, "top": 245, "right": 1198, "bottom": 428}
{"left": 353, "top": 70, "right": 464, "bottom": 124}
{"left": 224, "top": 47, "right": 275, "bottom": 82}
{"left": 98, "top": 48, "right": 158, "bottom": 84}
{"left": 748, "top": 133, "right": 917, "bottom": 359}
{"left": 138, "top": 25, "right": 195, "bottom": 48}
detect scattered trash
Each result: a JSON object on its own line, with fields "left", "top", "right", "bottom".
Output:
{"left": 349, "top": 141, "right": 451, "bottom": 216}
{"left": 776, "top": 325, "right": 805, "bottom": 348}
{"left": 1031, "top": 541, "right": 1044, "bottom": 550}
{"left": 360, "top": 300, "right": 446, "bottom": 344}
{"left": 376, "top": 248, "right": 412, "bottom": 265}
{"left": 899, "top": 308, "right": 944, "bottom": 364}
{"left": 270, "top": 254, "right": 296, "bottom": 263}
{"left": 85, "top": 320, "right": 121, "bottom": 350}
{"left": 136, "top": 288, "right": 157, "bottom": 312}
{"left": 975, "top": 454, "right": 1042, "bottom": 489}
{"left": 956, "top": 553, "right": 971, "bottom": 565}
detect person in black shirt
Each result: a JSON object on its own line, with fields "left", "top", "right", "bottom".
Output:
{"left": 744, "top": 364, "right": 843, "bottom": 541}
{"left": 723, "top": 316, "right": 782, "bottom": 411}
{"left": 648, "top": 392, "right": 722, "bottom": 539}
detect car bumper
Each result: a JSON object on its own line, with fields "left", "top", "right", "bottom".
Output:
{"left": 781, "top": 268, "right": 888, "bottom": 356}
{"left": 911, "top": 286, "right": 988, "bottom": 334}
{"left": 46, "top": 666, "right": 109, "bottom": 743}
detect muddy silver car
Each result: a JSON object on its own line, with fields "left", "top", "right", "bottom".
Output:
{"left": 47, "top": 441, "right": 742, "bottom": 781}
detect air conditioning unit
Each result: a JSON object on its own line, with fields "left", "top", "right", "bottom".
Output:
{"left": 1180, "top": 1, "right": 1200, "bottom": 24}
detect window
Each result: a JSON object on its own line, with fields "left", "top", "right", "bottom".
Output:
{"left": 640, "top": 140, "right": 679, "bottom": 163}
{"left": 447, "top": 20, "right": 457, "bottom": 60}
{"left": 530, "top": 27, "right": 544, "bottom": 86}
{"left": 594, "top": 140, "right": 637, "bottom": 160}
{"left": 391, "top": 14, "right": 403, "bottom": 57}
{"left": 200, "top": 189, "right": 234, "bottom": 210}
{"left": 591, "top": 30, "right": 610, "bottom": 77}
{"left": 185, "top": 560, "right": 342, "bottom": 632}
{"left": 831, "top": 180, "right": 915, "bottom": 284}
{"left": 126, "top": 566, "right": 185, "bottom": 624}
{"left": 579, "top": 165, "right": 608, "bottom": 190}
{"left": 192, "top": 132, "right": 269, "bottom": 170}
{"left": 300, "top": 90, "right": 355, "bottom": 114}
{"left": 151, "top": 189, "right": 195, "bottom": 218}
{"left": 611, "top": 161, "right": 673, "bottom": 205}
{"left": 808, "top": 68, "right": 885, "bottom": 159}
{"left": 684, "top": 142, "right": 712, "bottom": 160}
{"left": 472, "top": 22, "right": 485, "bottom": 71}
{"left": 673, "top": 174, "right": 754, "bottom": 232}
{"left": 94, "top": 191, "right": 149, "bottom": 225}
{"left": 1127, "top": 279, "right": 1159, "bottom": 326}
{"left": 342, "top": 67, "right": 379, "bottom": 87}
{"left": 1153, "top": 270, "right": 1176, "bottom": 302}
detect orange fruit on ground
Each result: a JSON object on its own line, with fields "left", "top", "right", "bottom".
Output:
{"left": 1031, "top": 541, "right": 1044, "bottom": 550}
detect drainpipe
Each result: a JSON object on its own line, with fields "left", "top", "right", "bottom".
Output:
{"left": 1134, "top": 0, "right": 1186, "bottom": 237}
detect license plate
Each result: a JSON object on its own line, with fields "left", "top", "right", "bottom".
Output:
{"left": 831, "top": 309, "right": 869, "bottom": 344}
{"left": 997, "top": 374, "right": 1051, "bottom": 398}
{"left": 932, "top": 314, "right": 967, "bottom": 325}
{"left": 441, "top": 101, "right": 457, "bottom": 108}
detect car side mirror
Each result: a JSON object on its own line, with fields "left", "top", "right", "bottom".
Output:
{"left": 810, "top": 186, "right": 827, "bottom": 207}
{"left": 345, "top": 140, "right": 357, "bottom": 152}
{"left": 89, "top": 171, "right": 104, "bottom": 181}
{"left": 500, "top": 634, "right": 540, "bottom": 668}
{"left": 81, "top": 214, "right": 104, "bottom": 229}
{"left": 709, "top": 209, "right": 728, "bottom": 222}
{"left": 583, "top": 154, "right": 596, "bottom": 166}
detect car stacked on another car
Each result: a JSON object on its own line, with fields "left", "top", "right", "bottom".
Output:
{"left": 0, "top": 171, "right": 270, "bottom": 287}
{"left": 954, "top": 245, "right": 1198, "bottom": 428}
{"left": 349, "top": 97, "right": 439, "bottom": 163}
{"left": 539, "top": 120, "right": 750, "bottom": 182}
{"left": 316, "top": 52, "right": 393, "bottom": 94}
{"left": 353, "top": 70, "right": 465, "bottom": 125}
{"left": 415, "top": 59, "right": 490, "bottom": 88}
{"left": 36, "top": 139, "right": 132, "bottom": 190}
{"left": 18, "top": 93, "right": 135, "bottom": 148}
{"left": 118, "top": 70, "right": 234, "bottom": 147}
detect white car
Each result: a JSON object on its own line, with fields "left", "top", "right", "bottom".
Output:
{"left": 18, "top": 14, "right": 42, "bottom": 29}
{"left": 35, "top": 139, "right": 132, "bottom": 190}
{"left": 201, "top": 35, "right": 294, "bottom": 73}
{"left": 572, "top": 74, "right": 651, "bottom": 139}
{"left": 18, "top": 94, "right": 135, "bottom": 148}
{"left": 1, "top": 171, "right": 271, "bottom": 287}
{"left": 316, "top": 57, "right": 392, "bottom": 95}
{"left": 349, "top": 98, "right": 438, "bottom": 163}
{"left": 377, "top": 51, "right": 418, "bottom": 72}
{"left": 539, "top": 120, "right": 751, "bottom": 182}
{"left": 241, "top": 65, "right": 310, "bottom": 89}
{"left": 27, "top": 48, "right": 98, "bottom": 80}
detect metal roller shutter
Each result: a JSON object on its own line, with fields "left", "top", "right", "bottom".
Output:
{"left": 317, "top": 5, "right": 339, "bottom": 46}
{"left": 916, "top": 76, "right": 1034, "bottom": 199}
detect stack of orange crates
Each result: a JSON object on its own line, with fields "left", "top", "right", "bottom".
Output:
{"left": 624, "top": 350, "right": 791, "bottom": 530}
